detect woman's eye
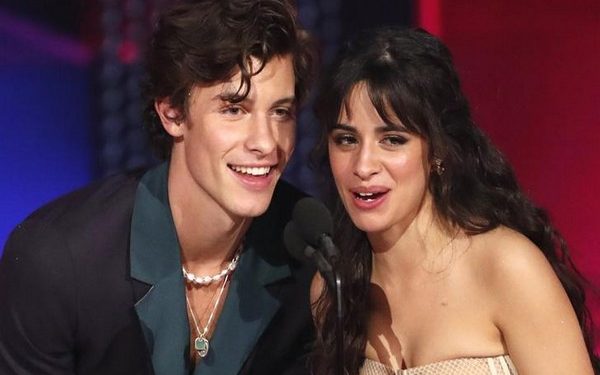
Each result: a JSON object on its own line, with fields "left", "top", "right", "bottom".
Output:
{"left": 332, "top": 134, "right": 357, "bottom": 146}
{"left": 381, "top": 135, "right": 408, "bottom": 147}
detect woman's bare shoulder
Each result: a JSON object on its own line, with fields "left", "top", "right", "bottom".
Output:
{"left": 468, "top": 226, "right": 552, "bottom": 282}
{"left": 466, "top": 230, "right": 592, "bottom": 372}
{"left": 469, "top": 226, "right": 575, "bottom": 321}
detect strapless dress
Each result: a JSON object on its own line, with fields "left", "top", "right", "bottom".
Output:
{"left": 360, "top": 355, "right": 517, "bottom": 375}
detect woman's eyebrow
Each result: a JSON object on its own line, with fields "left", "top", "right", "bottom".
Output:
{"left": 376, "top": 122, "right": 407, "bottom": 132}
{"left": 331, "top": 123, "right": 356, "bottom": 132}
{"left": 331, "top": 123, "right": 406, "bottom": 133}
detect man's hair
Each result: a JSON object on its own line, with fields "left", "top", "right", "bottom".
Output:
{"left": 142, "top": 0, "right": 315, "bottom": 159}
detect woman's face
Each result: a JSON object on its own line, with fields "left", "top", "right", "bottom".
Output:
{"left": 328, "top": 83, "right": 432, "bottom": 237}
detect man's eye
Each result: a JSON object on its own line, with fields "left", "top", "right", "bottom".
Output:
{"left": 273, "top": 107, "right": 293, "bottom": 119}
{"left": 220, "top": 106, "right": 243, "bottom": 115}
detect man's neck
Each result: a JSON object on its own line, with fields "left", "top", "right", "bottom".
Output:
{"left": 167, "top": 164, "right": 251, "bottom": 273}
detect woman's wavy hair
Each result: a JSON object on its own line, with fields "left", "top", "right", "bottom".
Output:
{"left": 142, "top": 0, "right": 315, "bottom": 159}
{"left": 311, "top": 26, "right": 598, "bottom": 375}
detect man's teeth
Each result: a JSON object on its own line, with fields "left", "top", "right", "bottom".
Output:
{"left": 231, "top": 165, "right": 271, "bottom": 176}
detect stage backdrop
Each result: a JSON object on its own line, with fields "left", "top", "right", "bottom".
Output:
{"left": 0, "top": 9, "right": 93, "bottom": 250}
{"left": 418, "top": 0, "right": 600, "bottom": 348}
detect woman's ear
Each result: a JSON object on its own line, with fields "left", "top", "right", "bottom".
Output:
{"left": 155, "top": 98, "right": 184, "bottom": 137}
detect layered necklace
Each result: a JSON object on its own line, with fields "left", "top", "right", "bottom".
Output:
{"left": 183, "top": 245, "right": 241, "bottom": 358}
{"left": 185, "top": 273, "right": 229, "bottom": 358}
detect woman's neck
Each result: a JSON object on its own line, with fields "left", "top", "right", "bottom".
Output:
{"left": 368, "top": 204, "right": 460, "bottom": 280}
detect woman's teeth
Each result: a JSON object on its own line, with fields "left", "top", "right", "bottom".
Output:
{"left": 355, "top": 192, "right": 382, "bottom": 201}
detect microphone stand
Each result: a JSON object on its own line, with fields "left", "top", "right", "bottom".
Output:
{"left": 318, "top": 234, "right": 344, "bottom": 375}
{"left": 332, "top": 267, "right": 344, "bottom": 375}
{"left": 298, "top": 236, "right": 344, "bottom": 375}
{"left": 309, "top": 252, "right": 344, "bottom": 375}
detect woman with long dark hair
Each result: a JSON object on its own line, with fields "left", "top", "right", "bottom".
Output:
{"left": 311, "top": 27, "right": 598, "bottom": 375}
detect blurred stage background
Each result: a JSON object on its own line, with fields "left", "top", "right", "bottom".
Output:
{"left": 0, "top": 0, "right": 598, "bottom": 349}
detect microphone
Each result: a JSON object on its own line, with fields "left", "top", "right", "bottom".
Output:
{"left": 291, "top": 197, "right": 340, "bottom": 262}
{"left": 283, "top": 221, "right": 334, "bottom": 287}
{"left": 287, "top": 197, "right": 345, "bottom": 375}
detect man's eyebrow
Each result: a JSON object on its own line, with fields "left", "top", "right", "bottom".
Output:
{"left": 272, "top": 96, "right": 296, "bottom": 106}
{"left": 213, "top": 91, "right": 246, "bottom": 102}
{"left": 211, "top": 94, "right": 296, "bottom": 107}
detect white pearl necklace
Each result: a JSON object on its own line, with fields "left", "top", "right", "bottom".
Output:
{"left": 182, "top": 253, "right": 240, "bottom": 286}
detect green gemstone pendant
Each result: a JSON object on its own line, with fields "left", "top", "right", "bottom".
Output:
{"left": 194, "top": 336, "right": 209, "bottom": 357}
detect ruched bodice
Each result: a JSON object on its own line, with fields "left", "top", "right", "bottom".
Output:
{"left": 360, "top": 355, "right": 517, "bottom": 375}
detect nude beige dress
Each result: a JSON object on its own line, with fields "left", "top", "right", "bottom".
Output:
{"left": 360, "top": 355, "right": 517, "bottom": 375}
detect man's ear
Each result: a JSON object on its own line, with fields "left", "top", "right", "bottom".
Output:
{"left": 155, "top": 98, "right": 184, "bottom": 137}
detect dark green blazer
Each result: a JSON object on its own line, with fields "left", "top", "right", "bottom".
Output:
{"left": 0, "top": 163, "right": 315, "bottom": 375}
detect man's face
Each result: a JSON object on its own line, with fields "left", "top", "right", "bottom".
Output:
{"left": 163, "top": 55, "right": 296, "bottom": 220}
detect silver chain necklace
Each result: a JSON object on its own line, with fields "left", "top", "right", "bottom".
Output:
{"left": 185, "top": 272, "right": 230, "bottom": 358}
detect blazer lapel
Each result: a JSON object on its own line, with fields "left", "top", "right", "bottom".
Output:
{"left": 130, "top": 163, "right": 190, "bottom": 375}
{"left": 194, "top": 226, "right": 291, "bottom": 375}
{"left": 129, "top": 163, "right": 297, "bottom": 375}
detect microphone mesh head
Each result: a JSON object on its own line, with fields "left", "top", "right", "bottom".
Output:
{"left": 283, "top": 221, "right": 309, "bottom": 262}
{"left": 292, "top": 197, "right": 333, "bottom": 247}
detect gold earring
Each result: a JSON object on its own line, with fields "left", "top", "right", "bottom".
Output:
{"left": 433, "top": 158, "right": 445, "bottom": 175}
